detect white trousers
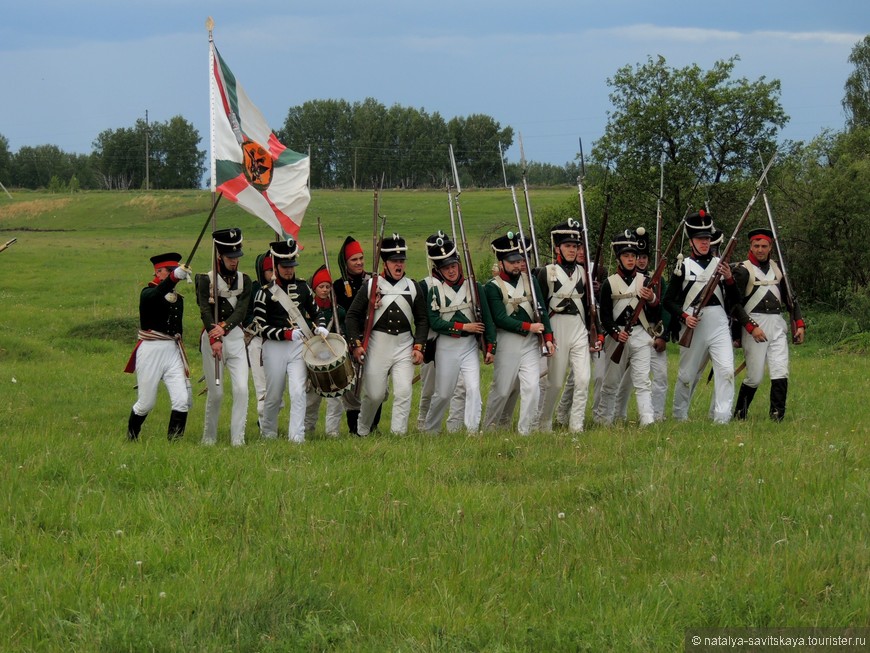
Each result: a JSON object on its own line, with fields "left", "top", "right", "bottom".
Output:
{"left": 133, "top": 340, "right": 191, "bottom": 416}
{"left": 673, "top": 305, "right": 734, "bottom": 423}
{"left": 483, "top": 331, "right": 541, "bottom": 435}
{"left": 201, "top": 328, "right": 249, "bottom": 446}
{"left": 615, "top": 343, "right": 668, "bottom": 421}
{"left": 262, "top": 339, "right": 307, "bottom": 442}
{"left": 742, "top": 313, "right": 790, "bottom": 386}
{"left": 598, "top": 330, "right": 654, "bottom": 426}
{"left": 424, "top": 336, "right": 481, "bottom": 433}
{"left": 359, "top": 331, "right": 415, "bottom": 436}
{"left": 247, "top": 335, "right": 267, "bottom": 424}
{"left": 305, "top": 390, "right": 343, "bottom": 436}
{"left": 540, "top": 314, "right": 590, "bottom": 433}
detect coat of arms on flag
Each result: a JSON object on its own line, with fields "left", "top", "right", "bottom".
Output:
{"left": 210, "top": 35, "right": 310, "bottom": 238}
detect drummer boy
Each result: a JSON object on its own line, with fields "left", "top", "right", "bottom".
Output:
{"left": 304, "top": 265, "right": 347, "bottom": 437}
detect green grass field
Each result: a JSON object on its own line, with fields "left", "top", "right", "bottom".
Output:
{"left": 0, "top": 190, "right": 868, "bottom": 652}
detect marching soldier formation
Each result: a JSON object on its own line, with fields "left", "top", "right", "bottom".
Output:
{"left": 125, "top": 192, "right": 805, "bottom": 443}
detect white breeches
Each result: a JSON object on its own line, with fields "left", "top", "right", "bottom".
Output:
{"left": 540, "top": 314, "right": 591, "bottom": 432}
{"left": 359, "top": 331, "right": 415, "bottom": 436}
{"left": 305, "top": 391, "right": 344, "bottom": 436}
{"left": 133, "top": 340, "right": 191, "bottom": 415}
{"left": 262, "top": 339, "right": 307, "bottom": 442}
{"left": 247, "top": 335, "right": 267, "bottom": 423}
{"left": 483, "top": 331, "right": 541, "bottom": 435}
{"left": 424, "top": 335, "right": 481, "bottom": 433}
{"left": 741, "top": 313, "right": 790, "bottom": 387}
{"left": 673, "top": 305, "right": 734, "bottom": 423}
{"left": 201, "top": 328, "right": 249, "bottom": 445}
{"left": 599, "top": 329, "right": 654, "bottom": 426}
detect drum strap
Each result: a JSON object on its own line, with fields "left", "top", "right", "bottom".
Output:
{"left": 269, "top": 285, "right": 313, "bottom": 339}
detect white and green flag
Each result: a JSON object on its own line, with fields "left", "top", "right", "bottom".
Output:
{"left": 210, "top": 41, "right": 310, "bottom": 238}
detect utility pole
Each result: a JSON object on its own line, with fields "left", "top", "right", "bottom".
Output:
{"left": 144, "top": 109, "right": 150, "bottom": 191}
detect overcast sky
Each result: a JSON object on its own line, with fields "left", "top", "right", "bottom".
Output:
{"left": 1, "top": 1, "right": 866, "bottom": 166}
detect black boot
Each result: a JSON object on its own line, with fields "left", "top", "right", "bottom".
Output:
{"left": 167, "top": 410, "right": 187, "bottom": 441}
{"left": 770, "top": 378, "right": 788, "bottom": 421}
{"left": 127, "top": 410, "right": 147, "bottom": 441}
{"left": 347, "top": 410, "right": 359, "bottom": 436}
{"left": 733, "top": 383, "right": 758, "bottom": 420}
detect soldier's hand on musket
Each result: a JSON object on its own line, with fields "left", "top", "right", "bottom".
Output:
{"left": 653, "top": 336, "right": 667, "bottom": 353}
{"left": 684, "top": 314, "right": 700, "bottom": 329}
{"left": 717, "top": 261, "right": 733, "bottom": 280}
{"left": 353, "top": 346, "right": 366, "bottom": 364}
{"left": 544, "top": 341, "right": 556, "bottom": 357}
{"left": 751, "top": 326, "right": 768, "bottom": 343}
{"left": 616, "top": 329, "right": 630, "bottom": 344}
{"left": 210, "top": 340, "right": 223, "bottom": 359}
{"left": 483, "top": 352, "right": 495, "bottom": 365}
{"left": 462, "top": 321, "right": 485, "bottom": 334}
{"left": 528, "top": 322, "right": 545, "bottom": 335}
{"left": 208, "top": 323, "right": 226, "bottom": 340}
{"left": 411, "top": 349, "right": 424, "bottom": 365}
{"left": 638, "top": 285, "right": 655, "bottom": 302}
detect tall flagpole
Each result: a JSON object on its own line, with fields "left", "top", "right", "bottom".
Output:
{"left": 206, "top": 17, "right": 221, "bottom": 386}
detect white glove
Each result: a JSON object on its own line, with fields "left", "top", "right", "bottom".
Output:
{"left": 172, "top": 265, "right": 189, "bottom": 281}
{"left": 314, "top": 326, "right": 329, "bottom": 338}
{"left": 291, "top": 329, "right": 305, "bottom": 342}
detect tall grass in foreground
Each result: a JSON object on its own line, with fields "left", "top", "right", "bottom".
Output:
{"left": 0, "top": 191, "right": 868, "bottom": 651}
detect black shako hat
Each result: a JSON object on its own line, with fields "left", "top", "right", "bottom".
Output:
{"left": 213, "top": 227, "right": 244, "bottom": 258}
{"left": 491, "top": 232, "right": 525, "bottom": 262}
{"left": 270, "top": 237, "right": 300, "bottom": 267}
{"left": 426, "top": 231, "right": 459, "bottom": 268}
{"left": 685, "top": 210, "right": 714, "bottom": 239}
{"left": 611, "top": 227, "right": 643, "bottom": 257}
{"left": 380, "top": 233, "right": 407, "bottom": 262}
{"left": 550, "top": 219, "right": 582, "bottom": 247}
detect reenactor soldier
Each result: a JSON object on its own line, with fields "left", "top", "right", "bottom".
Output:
{"left": 664, "top": 210, "right": 740, "bottom": 423}
{"left": 197, "top": 228, "right": 253, "bottom": 446}
{"left": 253, "top": 237, "right": 327, "bottom": 442}
{"left": 345, "top": 233, "right": 429, "bottom": 436}
{"left": 422, "top": 232, "right": 496, "bottom": 434}
{"left": 537, "top": 219, "right": 598, "bottom": 433}
{"left": 245, "top": 252, "right": 273, "bottom": 427}
{"left": 731, "top": 228, "right": 805, "bottom": 420}
{"left": 597, "top": 228, "right": 660, "bottom": 427}
{"left": 125, "top": 252, "right": 192, "bottom": 440}
{"left": 482, "top": 232, "right": 555, "bottom": 435}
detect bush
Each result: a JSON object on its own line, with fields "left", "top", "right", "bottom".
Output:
{"left": 803, "top": 310, "right": 861, "bottom": 346}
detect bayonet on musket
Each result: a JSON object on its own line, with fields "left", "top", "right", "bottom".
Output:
{"left": 518, "top": 133, "right": 540, "bottom": 269}
{"left": 655, "top": 153, "right": 665, "bottom": 269}
{"left": 577, "top": 138, "right": 601, "bottom": 350}
{"left": 0, "top": 238, "right": 17, "bottom": 253}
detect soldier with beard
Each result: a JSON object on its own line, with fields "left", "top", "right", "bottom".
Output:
{"left": 197, "top": 228, "right": 253, "bottom": 446}
{"left": 731, "top": 228, "right": 805, "bottom": 420}
{"left": 345, "top": 234, "right": 429, "bottom": 436}
{"left": 253, "top": 237, "right": 327, "bottom": 442}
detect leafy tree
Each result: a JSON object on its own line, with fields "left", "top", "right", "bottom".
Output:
{"left": 92, "top": 124, "right": 146, "bottom": 189}
{"left": 10, "top": 145, "right": 75, "bottom": 189}
{"left": 149, "top": 115, "right": 206, "bottom": 189}
{"left": 448, "top": 114, "right": 513, "bottom": 187}
{"left": 349, "top": 98, "right": 390, "bottom": 189}
{"left": 594, "top": 55, "right": 787, "bottom": 238}
{"left": 281, "top": 99, "right": 353, "bottom": 188}
{"left": 0, "top": 133, "right": 11, "bottom": 186}
{"left": 843, "top": 35, "right": 870, "bottom": 130}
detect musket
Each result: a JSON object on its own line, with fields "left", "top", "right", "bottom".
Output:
{"left": 448, "top": 144, "right": 484, "bottom": 350}
{"left": 0, "top": 238, "right": 17, "bottom": 253}
{"left": 611, "top": 214, "right": 687, "bottom": 364}
{"left": 316, "top": 216, "right": 341, "bottom": 335}
{"left": 758, "top": 152, "right": 802, "bottom": 343}
{"left": 592, "top": 156, "right": 611, "bottom": 285}
{"left": 518, "top": 133, "right": 541, "bottom": 269}
{"left": 504, "top": 177, "right": 548, "bottom": 357}
{"left": 655, "top": 153, "right": 665, "bottom": 269}
{"left": 577, "top": 138, "right": 601, "bottom": 349}
{"left": 679, "top": 151, "right": 778, "bottom": 348}
{"left": 353, "top": 201, "right": 387, "bottom": 399}
{"left": 184, "top": 193, "right": 223, "bottom": 268}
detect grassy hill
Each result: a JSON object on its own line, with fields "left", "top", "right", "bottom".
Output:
{"left": 0, "top": 190, "right": 867, "bottom": 651}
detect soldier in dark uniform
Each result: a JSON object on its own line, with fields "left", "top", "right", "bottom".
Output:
{"left": 196, "top": 228, "right": 253, "bottom": 446}
{"left": 245, "top": 252, "right": 273, "bottom": 427}
{"left": 345, "top": 233, "right": 429, "bottom": 436}
{"left": 253, "top": 237, "right": 327, "bottom": 442}
{"left": 124, "top": 252, "right": 191, "bottom": 440}
{"left": 731, "top": 228, "right": 805, "bottom": 420}
{"left": 333, "top": 236, "right": 382, "bottom": 434}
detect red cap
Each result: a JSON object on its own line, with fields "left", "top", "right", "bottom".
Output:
{"left": 311, "top": 266, "right": 332, "bottom": 289}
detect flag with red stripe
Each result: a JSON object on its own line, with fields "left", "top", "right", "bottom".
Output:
{"left": 210, "top": 42, "right": 310, "bottom": 237}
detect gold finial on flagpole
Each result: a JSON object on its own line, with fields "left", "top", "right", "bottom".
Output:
{"left": 206, "top": 16, "right": 214, "bottom": 33}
